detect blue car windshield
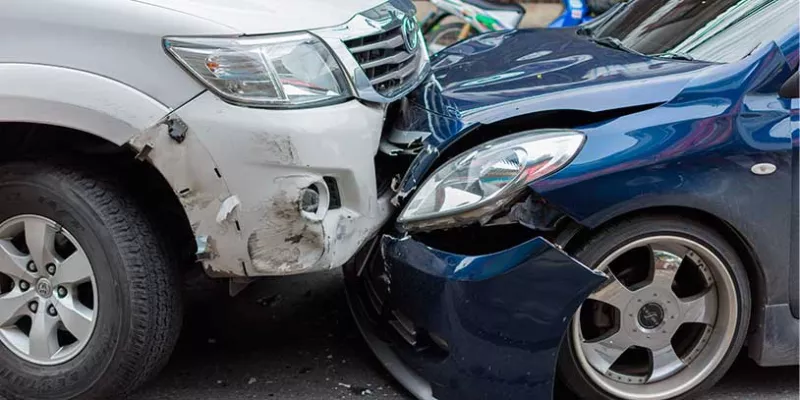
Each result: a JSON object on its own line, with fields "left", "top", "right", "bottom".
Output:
{"left": 586, "top": 0, "right": 796, "bottom": 63}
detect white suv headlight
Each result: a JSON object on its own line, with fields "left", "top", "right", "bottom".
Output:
{"left": 398, "top": 130, "right": 585, "bottom": 230}
{"left": 164, "top": 33, "right": 350, "bottom": 108}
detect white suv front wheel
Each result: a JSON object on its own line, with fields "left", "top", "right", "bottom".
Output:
{"left": 0, "top": 161, "right": 182, "bottom": 400}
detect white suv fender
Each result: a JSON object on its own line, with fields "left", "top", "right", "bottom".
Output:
{"left": 0, "top": 64, "right": 172, "bottom": 145}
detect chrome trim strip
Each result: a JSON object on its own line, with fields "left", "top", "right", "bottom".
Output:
{"left": 362, "top": 50, "right": 415, "bottom": 69}
{"left": 370, "top": 58, "right": 418, "bottom": 85}
{"left": 349, "top": 33, "right": 405, "bottom": 53}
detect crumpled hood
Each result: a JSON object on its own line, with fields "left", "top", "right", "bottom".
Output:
{"left": 408, "top": 28, "right": 715, "bottom": 124}
{"left": 135, "top": 0, "right": 387, "bottom": 34}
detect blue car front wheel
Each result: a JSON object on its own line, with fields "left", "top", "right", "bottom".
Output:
{"left": 558, "top": 216, "right": 750, "bottom": 400}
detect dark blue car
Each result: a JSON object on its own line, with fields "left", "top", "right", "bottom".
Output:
{"left": 346, "top": 0, "right": 799, "bottom": 399}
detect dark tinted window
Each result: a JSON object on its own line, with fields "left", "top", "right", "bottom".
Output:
{"left": 590, "top": 0, "right": 796, "bottom": 63}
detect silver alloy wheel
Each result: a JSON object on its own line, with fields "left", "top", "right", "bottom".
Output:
{"left": 571, "top": 236, "right": 738, "bottom": 400}
{"left": 0, "top": 215, "right": 97, "bottom": 365}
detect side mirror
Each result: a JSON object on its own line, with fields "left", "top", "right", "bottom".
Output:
{"left": 779, "top": 71, "right": 798, "bottom": 99}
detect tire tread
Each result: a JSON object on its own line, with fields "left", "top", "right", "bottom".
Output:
{"left": 0, "top": 160, "right": 182, "bottom": 400}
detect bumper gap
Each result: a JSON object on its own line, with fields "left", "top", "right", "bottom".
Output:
{"left": 322, "top": 176, "right": 341, "bottom": 210}
{"left": 413, "top": 224, "right": 552, "bottom": 255}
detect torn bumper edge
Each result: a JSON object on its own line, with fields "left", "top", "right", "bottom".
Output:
{"left": 344, "top": 234, "right": 606, "bottom": 400}
{"left": 129, "top": 94, "right": 394, "bottom": 277}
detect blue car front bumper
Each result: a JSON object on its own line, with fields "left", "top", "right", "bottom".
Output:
{"left": 344, "top": 234, "right": 606, "bottom": 400}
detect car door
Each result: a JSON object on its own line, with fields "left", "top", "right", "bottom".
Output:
{"left": 780, "top": 70, "right": 799, "bottom": 317}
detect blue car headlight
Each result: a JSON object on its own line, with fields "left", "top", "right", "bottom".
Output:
{"left": 398, "top": 129, "right": 585, "bottom": 231}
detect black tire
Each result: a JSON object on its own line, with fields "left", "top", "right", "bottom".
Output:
{"left": 587, "top": 0, "right": 623, "bottom": 15}
{"left": 0, "top": 161, "right": 182, "bottom": 400}
{"left": 557, "top": 216, "right": 750, "bottom": 400}
{"left": 425, "top": 22, "right": 469, "bottom": 53}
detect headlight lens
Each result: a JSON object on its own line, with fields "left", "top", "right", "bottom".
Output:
{"left": 398, "top": 130, "right": 585, "bottom": 229}
{"left": 164, "top": 33, "right": 350, "bottom": 108}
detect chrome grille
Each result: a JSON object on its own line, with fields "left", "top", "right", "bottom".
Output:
{"left": 344, "top": 25, "right": 421, "bottom": 97}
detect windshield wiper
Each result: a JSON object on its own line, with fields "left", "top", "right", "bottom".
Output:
{"left": 652, "top": 51, "right": 695, "bottom": 61}
{"left": 591, "top": 36, "right": 644, "bottom": 56}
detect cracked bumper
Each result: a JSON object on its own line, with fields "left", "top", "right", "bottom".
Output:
{"left": 344, "top": 234, "right": 605, "bottom": 400}
{"left": 133, "top": 92, "right": 394, "bottom": 277}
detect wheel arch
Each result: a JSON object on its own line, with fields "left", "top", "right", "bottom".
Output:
{"left": 0, "top": 63, "right": 171, "bottom": 145}
{"left": 0, "top": 122, "right": 197, "bottom": 271}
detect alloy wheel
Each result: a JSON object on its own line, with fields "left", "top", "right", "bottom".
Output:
{"left": 571, "top": 235, "right": 738, "bottom": 399}
{"left": 0, "top": 215, "right": 97, "bottom": 365}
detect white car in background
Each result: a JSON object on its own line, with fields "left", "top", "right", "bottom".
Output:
{"left": 0, "top": 0, "right": 427, "bottom": 398}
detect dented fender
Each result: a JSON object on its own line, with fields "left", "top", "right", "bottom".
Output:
{"left": 345, "top": 234, "right": 606, "bottom": 400}
{"left": 129, "top": 115, "right": 250, "bottom": 277}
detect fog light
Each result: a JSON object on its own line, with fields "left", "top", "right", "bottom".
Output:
{"left": 298, "top": 180, "right": 330, "bottom": 222}
{"left": 299, "top": 187, "right": 320, "bottom": 213}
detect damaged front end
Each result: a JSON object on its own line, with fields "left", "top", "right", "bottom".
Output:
{"left": 129, "top": 94, "right": 395, "bottom": 279}
{"left": 345, "top": 232, "right": 605, "bottom": 400}
{"left": 346, "top": 115, "right": 608, "bottom": 399}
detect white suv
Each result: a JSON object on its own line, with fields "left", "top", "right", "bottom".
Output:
{"left": 0, "top": 0, "right": 427, "bottom": 398}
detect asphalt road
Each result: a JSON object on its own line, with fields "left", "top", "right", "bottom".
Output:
{"left": 131, "top": 270, "right": 798, "bottom": 400}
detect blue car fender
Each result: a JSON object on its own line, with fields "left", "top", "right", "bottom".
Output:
{"left": 530, "top": 41, "right": 796, "bottom": 228}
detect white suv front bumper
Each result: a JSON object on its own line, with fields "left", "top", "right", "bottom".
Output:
{"left": 131, "top": 92, "right": 393, "bottom": 277}
{"left": 127, "top": 1, "right": 429, "bottom": 278}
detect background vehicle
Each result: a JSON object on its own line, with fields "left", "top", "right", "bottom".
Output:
{"left": 0, "top": 0, "right": 427, "bottom": 398}
{"left": 422, "top": 0, "right": 622, "bottom": 52}
{"left": 349, "top": 0, "right": 799, "bottom": 399}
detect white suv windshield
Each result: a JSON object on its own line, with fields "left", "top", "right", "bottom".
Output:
{"left": 587, "top": 0, "right": 796, "bottom": 63}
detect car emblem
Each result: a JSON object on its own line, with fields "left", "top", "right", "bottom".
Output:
{"left": 36, "top": 278, "right": 53, "bottom": 298}
{"left": 401, "top": 16, "right": 419, "bottom": 53}
{"left": 638, "top": 302, "right": 665, "bottom": 329}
